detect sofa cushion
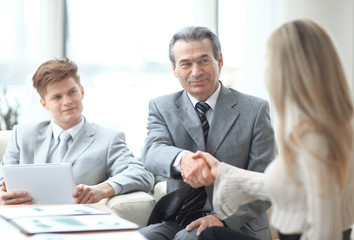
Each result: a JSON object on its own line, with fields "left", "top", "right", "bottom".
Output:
{"left": 101, "top": 191, "right": 156, "bottom": 227}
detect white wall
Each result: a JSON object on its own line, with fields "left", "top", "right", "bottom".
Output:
{"left": 194, "top": 0, "right": 218, "bottom": 32}
{"left": 240, "top": 0, "right": 354, "bottom": 130}
{"left": 243, "top": 0, "right": 354, "bottom": 100}
{"left": 39, "top": 0, "right": 65, "bottom": 59}
{"left": 273, "top": 0, "right": 354, "bottom": 90}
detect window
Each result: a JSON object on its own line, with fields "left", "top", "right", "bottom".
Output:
{"left": 66, "top": 0, "right": 198, "bottom": 157}
{"left": 0, "top": 0, "right": 55, "bottom": 129}
{"left": 218, "top": 0, "right": 272, "bottom": 101}
{"left": 0, "top": 0, "right": 261, "bottom": 157}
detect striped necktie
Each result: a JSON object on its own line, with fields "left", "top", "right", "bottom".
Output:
{"left": 175, "top": 102, "right": 210, "bottom": 227}
{"left": 195, "top": 102, "right": 211, "bottom": 142}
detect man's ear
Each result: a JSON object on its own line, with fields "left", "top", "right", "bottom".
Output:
{"left": 40, "top": 98, "right": 47, "bottom": 110}
{"left": 80, "top": 86, "right": 84, "bottom": 99}
{"left": 218, "top": 53, "right": 224, "bottom": 70}
{"left": 172, "top": 65, "right": 178, "bottom": 78}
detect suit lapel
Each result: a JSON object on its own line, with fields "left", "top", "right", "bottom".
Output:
{"left": 207, "top": 85, "right": 240, "bottom": 155}
{"left": 175, "top": 92, "right": 205, "bottom": 150}
{"left": 63, "top": 121, "right": 95, "bottom": 165}
{"left": 34, "top": 125, "right": 52, "bottom": 164}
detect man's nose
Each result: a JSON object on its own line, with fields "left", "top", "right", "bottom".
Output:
{"left": 191, "top": 64, "right": 202, "bottom": 77}
{"left": 62, "top": 95, "right": 72, "bottom": 104}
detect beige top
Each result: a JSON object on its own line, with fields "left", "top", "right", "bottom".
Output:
{"left": 213, "top": 133, "right": 354, "bottom": 240}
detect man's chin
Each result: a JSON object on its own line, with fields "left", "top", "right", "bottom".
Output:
{"left": 59, "top": 116, "right": 81, "bottom": 126}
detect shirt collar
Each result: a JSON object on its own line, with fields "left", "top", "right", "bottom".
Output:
{"left": 52, "top": 116, "right": 85, "bottom": 142}
{"left": 187, "top": 83, "right": 221, "bottom": 109}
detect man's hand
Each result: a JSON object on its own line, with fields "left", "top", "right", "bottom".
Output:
{"left": 72, "top": 182, "right": 115, "bottom": 204}
{"left": 185, "top": 214, "right": 225, "bottom": 236}
{"left": 192, "top": 151, "right": 220, "bottom": 180}
{"left": 180, "top": 152, "right": 214, "bottom": 188}
{"left": 0, "top": 180, "right": 32, "bottom": 205}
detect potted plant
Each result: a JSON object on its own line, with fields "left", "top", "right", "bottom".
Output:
{"left": 0, "top": 88, "right": 20, "bottom": 130}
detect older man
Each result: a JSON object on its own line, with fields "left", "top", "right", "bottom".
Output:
{"left": 139, "top": 26, "right": 276, "bottom": 240}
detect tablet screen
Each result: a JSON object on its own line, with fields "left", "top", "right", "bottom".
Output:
{"left": 2, "top": 163, "right": 76, "bottom": 204}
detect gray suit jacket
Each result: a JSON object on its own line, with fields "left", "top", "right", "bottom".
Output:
{"left": 143, "top": 83, "right": 276, "bottom": 240}
{"left": 1, "top": 120, "right": 154, "bottom": 194}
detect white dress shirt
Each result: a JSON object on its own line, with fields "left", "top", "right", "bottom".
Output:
{"left": 172, "top": 83, "right": 221, "bottom": 172}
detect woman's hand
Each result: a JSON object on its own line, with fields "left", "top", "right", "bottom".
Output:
{"left": 192, "top": 151, "right": 220, "bottom": 181}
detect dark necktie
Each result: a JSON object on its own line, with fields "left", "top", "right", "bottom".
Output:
{"left": 195, "top": 102, "right": 211, "bottom": 142}
{"left": 175, "top": 102, "right": 210, "bottom": 227}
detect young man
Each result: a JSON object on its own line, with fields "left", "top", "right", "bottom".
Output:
{"left": 139, "top": 26, "right": 276, "bottom": 240}
{"left": 0, "top": 58, "right": 154, "bottom": 205}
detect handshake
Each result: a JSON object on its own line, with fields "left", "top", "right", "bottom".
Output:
{"left": 180, "top": 151, "right": 221, "bottom": 188}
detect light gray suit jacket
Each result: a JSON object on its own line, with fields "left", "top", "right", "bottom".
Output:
{"left": 143, "top": 83, "right": 276, "bottom": 240}
{"left": 1, "top": 120, "right": 154, "bottom": 194}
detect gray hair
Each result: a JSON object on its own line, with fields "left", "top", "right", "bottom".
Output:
{"left": 168, "top": 26, "right": 222, "bottom": 67}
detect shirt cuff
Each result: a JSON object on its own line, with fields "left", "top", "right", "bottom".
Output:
{"left": 171, "top": 150, "right": 188, "bottom": 174}
{"left": 105, "top": 180, "right": 123, "bottom": 195}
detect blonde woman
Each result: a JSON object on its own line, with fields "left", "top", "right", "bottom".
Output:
{"left": 194, "top": 19, "right": 354, "bottom": 240}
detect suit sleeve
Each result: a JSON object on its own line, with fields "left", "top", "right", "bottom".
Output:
{"left": 1, "top": 125, "right": 20, "bottom": 165}
{"left": 105, "top": 131, "right": 154, "bottom": 194}
{"left": 142, "top": 99, "right": 183, "bottom": 178}
{"left": 223, "top": 100, "right": 276, "bottom": 231}
{"left": 0, "top": 126, "right": 21, "bottom": 185}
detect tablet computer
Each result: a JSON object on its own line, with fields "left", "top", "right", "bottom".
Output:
{"left": 2, "top": 163, "right": 76, "bottom": 204}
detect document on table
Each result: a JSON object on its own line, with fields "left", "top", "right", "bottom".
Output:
{"left": 0, "top": 204, "right": 139, "bottom": 235}
{"left": 0, "top": 217, "right": 21, "bottom": 234}
{"left": 29, "top": 233, "right": 119, "bottom": 240}
{"left": 0, "top": 205, "right": 108, "bottom": 220}
{"left": 29, "top": 232, "right": 147, "bottom": 240}
{"left": 10, "top": 214, "right": 139, "bottom": 234}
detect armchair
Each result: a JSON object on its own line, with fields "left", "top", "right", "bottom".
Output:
{"left": 0, "top": 130, "right": 155, "bottom": 227}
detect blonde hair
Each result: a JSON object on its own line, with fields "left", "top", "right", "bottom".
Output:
{"left": 266, "top": 19, "right": 353, "bottom": 189}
